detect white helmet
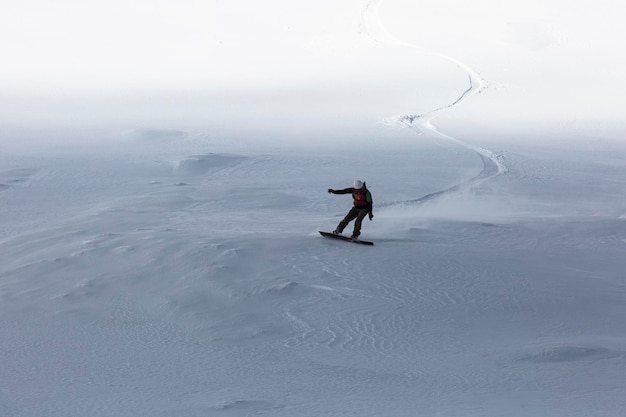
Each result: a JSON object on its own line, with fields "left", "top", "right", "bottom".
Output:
{"left": 354, "top": 180, "right": 364, "bottom": 189}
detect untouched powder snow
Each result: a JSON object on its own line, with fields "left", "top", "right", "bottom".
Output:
{"left": 2, "top": 0, "right": 626, "bottom": 416}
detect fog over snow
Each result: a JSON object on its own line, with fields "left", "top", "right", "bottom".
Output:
{"left": 2, "top": 1, "right": 626, "bottom": 416}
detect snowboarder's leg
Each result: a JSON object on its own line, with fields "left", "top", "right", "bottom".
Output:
{"left": 336, "top": 207, "right": 359, "bottom": 234}
{"left": 351, "top": 209, "right": 369, "bottom": 238}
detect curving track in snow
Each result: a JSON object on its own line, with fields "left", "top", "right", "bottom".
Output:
{"left": 359, "top": 0, "right": 506, "bottom": 203}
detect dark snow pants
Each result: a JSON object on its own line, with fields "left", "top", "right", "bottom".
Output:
{"left": 336, "top": 207, "right": 369, "bottom": 237}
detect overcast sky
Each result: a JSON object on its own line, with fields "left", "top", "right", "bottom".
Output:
{"left": 2, "top": 0, "right": 624, "bottom": 132}
{"left": 1, "top": 0, "right": 367, "bottom": 95}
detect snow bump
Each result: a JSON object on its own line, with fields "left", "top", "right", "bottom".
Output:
{"left": 521, "top": 345, "right": 622, "bottom": 363}
{"left": 173, "top": 154, "right": 247, "bottom": 176}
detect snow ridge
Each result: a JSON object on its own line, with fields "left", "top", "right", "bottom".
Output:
{"left": 359, "top": 0, "right": 506, "bottom": 184}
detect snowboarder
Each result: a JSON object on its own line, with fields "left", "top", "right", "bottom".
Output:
{"left": 327, "top": 180, "right": 374, "bottom": 239}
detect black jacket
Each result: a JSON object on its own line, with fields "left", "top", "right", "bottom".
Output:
{"left": 330, "top": 187, "right": 373, "bottom": 213}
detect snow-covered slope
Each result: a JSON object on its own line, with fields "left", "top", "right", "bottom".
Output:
{"left": 2, "top": 0, "right": 626, "bottom": 416}
{"left": 2, "top": 132, "right": 626, "bottom": 417}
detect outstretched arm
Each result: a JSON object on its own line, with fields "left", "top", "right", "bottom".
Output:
{"left": 328, "top": 187, "right": 353, "bottom": 195}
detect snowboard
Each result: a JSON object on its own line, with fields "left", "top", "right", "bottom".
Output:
{"left": 319, "top": 231, "right": 374, "bottom": 246}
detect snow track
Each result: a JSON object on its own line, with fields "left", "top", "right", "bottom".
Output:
{"left": 360, "top": 0, "right": 506, "bottom": 203}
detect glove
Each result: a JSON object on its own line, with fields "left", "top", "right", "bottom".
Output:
{"left": 328, "top": 189, "right": 335, "bottom": 194}
{"left": 369, "top": 212, "right": 374, "bottom": 220}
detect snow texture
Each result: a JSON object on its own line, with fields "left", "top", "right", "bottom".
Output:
{"left": 2, "top": 1, "right": 626, "bottom": 416}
